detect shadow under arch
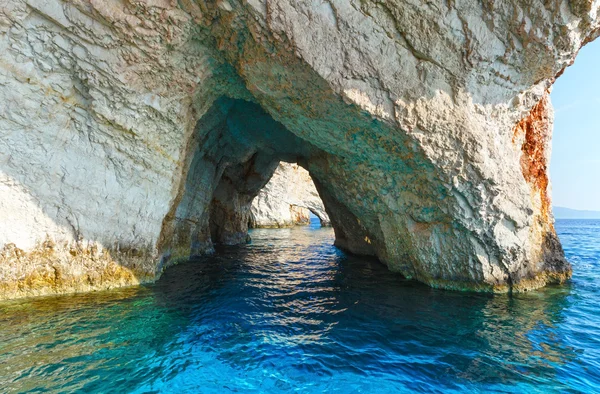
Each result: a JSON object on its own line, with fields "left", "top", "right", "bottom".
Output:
{"left": 157, "top": 96, "right": 377, "bottom": 273}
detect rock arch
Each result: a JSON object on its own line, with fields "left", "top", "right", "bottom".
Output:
{"left": 1, "top": 0, "right": 598, "bottom": 299}
{"left": 249, "top": 162, "right": 331, "bottom": 228}
{"left": 157, "top": 96, "right": 320, "bottom": 258}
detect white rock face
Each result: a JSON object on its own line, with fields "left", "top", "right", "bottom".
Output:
{"left": 250, "top": 162, "right": 330, "bottom": 228}
{"left": 0, "top": 0, "right": 598, "bottom": 298}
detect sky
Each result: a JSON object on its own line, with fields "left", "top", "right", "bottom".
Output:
{"left": 549, "top": 38, "right": 600, "bottom": 211}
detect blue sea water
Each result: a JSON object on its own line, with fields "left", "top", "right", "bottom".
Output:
{"left": 0, "top": 219, "right": 599, "bottom": 393}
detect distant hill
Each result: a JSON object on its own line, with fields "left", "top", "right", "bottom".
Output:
{"left": 553, "top": 206, "right": 600, "bottom": 219}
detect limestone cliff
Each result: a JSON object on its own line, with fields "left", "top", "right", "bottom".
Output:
{"left": 250, "top": 162, "right": 330, "bottom": 228}
{"left": 1, "top": 0, "right": 598, "bottom": 299}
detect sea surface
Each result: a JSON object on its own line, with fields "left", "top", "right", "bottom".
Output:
{"left": 0, "top": 219, "right": 599, "bottom": 393}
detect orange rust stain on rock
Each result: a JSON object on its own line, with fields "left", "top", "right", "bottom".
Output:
{"left": 290, "top": 205, "right": 311, "bottom": 225}
{"left": 513, "top": 93, "right": 552, "bottom": 222}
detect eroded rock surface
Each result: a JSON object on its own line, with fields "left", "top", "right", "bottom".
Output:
{"left": 1, "top": 0, "right": 598, "bottom": 299}
{"left": 250, "top": 162, "right": 330, "bottom": 228}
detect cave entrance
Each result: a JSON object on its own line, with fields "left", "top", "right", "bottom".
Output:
{"left": 248, "top": 162, "right": 331, "bottom": 229}
{"left": 159, "top": 96, "right": 368, "bottom": 264}
{"left": 308, "top": 212, "right": 322, "bottom": 228}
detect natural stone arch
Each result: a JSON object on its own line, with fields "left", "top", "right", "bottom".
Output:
{"left": 1, "top": 0, "right": 598, "bottom": 299}
{"left": 249, "top": 162, "right": 331, "bottom": 228}
{"left": 304, "top": 207, "right": 331, "bottom": 228}
{"left": 157, "top": 95, "right": 376, "bottom": 266}
{"left": 157, "top": 97, "right": 314, "bottom": 256}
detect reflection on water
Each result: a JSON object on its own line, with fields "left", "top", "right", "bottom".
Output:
{"left": 0, "top": 219, "right": 599, "bottom": 392}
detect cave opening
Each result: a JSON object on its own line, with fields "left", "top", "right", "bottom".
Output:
{"left": 247, "top": 161, "right": 331, "bottom": 230}
{"left": 158, "top": 96, "right": 364, "bottom": 264}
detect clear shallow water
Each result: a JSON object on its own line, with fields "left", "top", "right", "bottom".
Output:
{"left": 0, "top": 219, "right": 599, "bottom": 393}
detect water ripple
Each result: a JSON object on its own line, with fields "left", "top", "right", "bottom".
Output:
{"left": 0, "top": 220, "right": 599, "bottom": 392}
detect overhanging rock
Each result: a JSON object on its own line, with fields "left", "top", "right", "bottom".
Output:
{"left": 1, "top": 0, "right": 598, "bottom": 299}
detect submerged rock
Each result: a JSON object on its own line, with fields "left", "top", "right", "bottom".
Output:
{"left": 250, "top": 163, "right": 330, "bottom": 228}
{"left": 1, "top": 0, "right": 597, "bottom": 298}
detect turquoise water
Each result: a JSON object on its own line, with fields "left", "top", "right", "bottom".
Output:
{"left": 0, "top": 219, "right": 599, "bottom": 393}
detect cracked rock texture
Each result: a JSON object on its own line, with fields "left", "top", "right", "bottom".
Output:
{"left": 250, "top": 162, "right": 330, "bottom": 228}
{"left": 1, "top": 0, "right": 598, "bottom": 299}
